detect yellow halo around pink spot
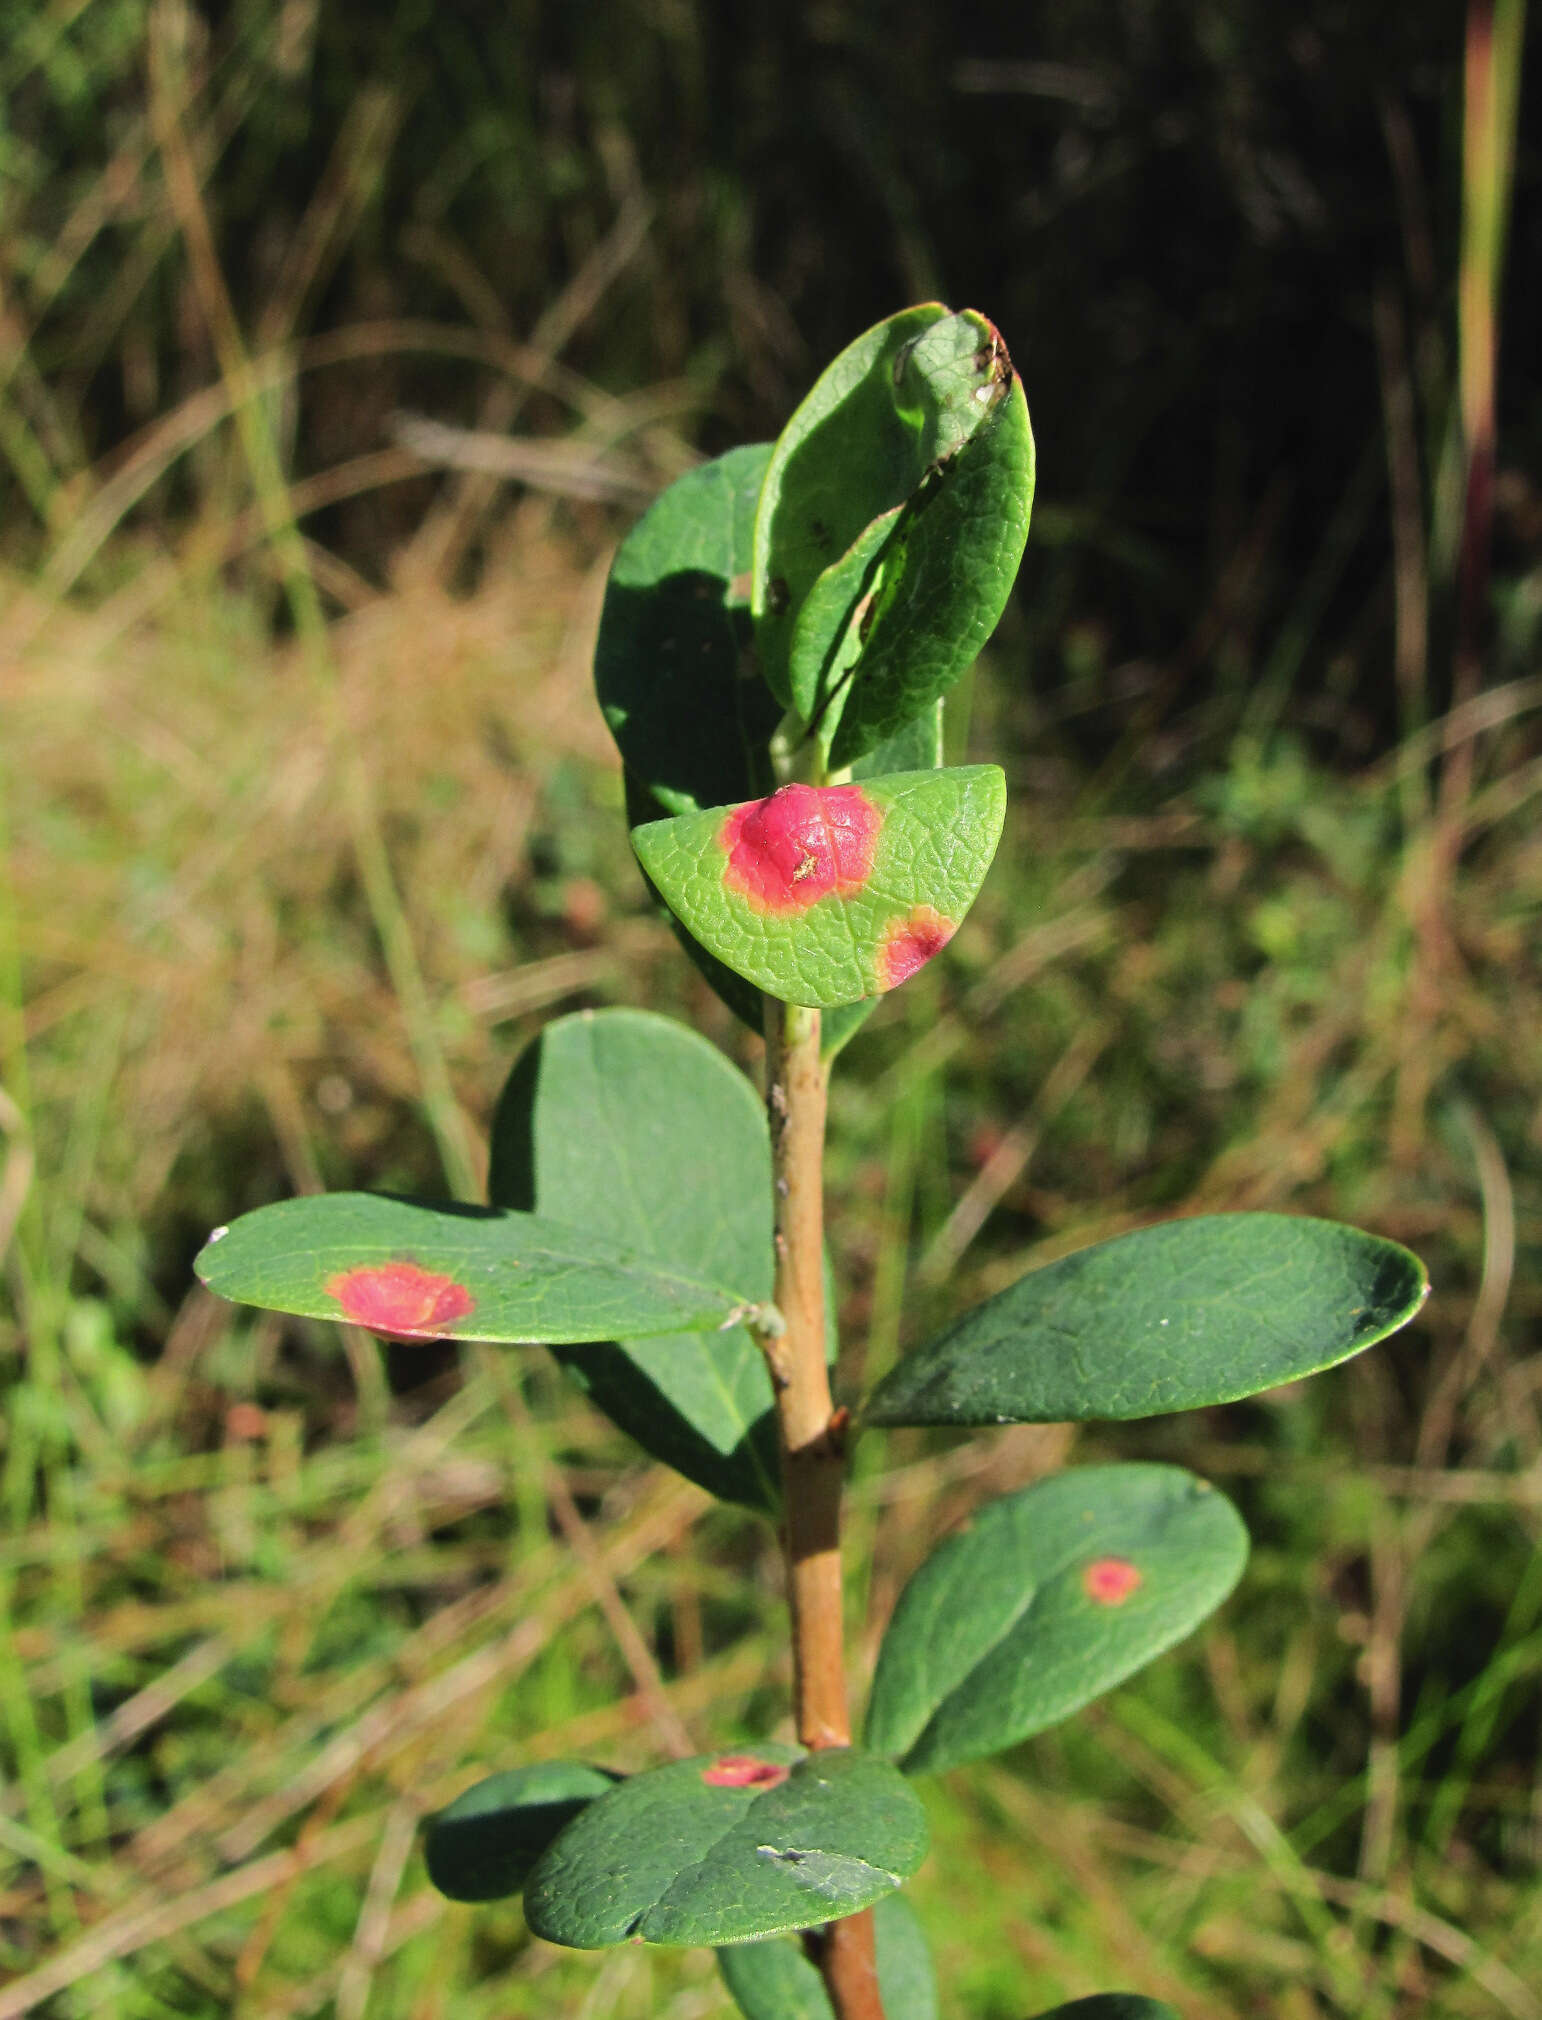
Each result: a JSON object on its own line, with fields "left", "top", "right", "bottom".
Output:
{"left": 720, "top": 783, "right": 882, "bottom": 914}
{"left": 877, "top": 905, "right": 955, "bottom": 990}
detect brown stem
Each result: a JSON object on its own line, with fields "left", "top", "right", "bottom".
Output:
{"left": 760, "top": 999, "right": 884, "bottom": 2020}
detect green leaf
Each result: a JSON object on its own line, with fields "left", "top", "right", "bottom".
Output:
{"left": 717, "top": 1892, "right": 937, "bottom": 2020}
{"left": 851, "top": 701, "right": 944, "bottom": 779}
{"left": 786, "top": 507, "right": 901, "bottom": 734}
{"left": 864, "top": 1466, "right": 1248, "bottom": 1776}
{"left": 596, "top": 444, "right": 780, "bottom": 819}
{"left": 1030, "top": 2000, "right": 1181, "bottom": 2020}
{"left": 632, "top": 766, "right": 1005, "bottom": 1010}
{"left": 523, "top": 1746, "right": 928, "bottom": 1949}
{"left": 629, "top": 704, "right": 949, "bottom": 1046}
{"left": 752, "top": 304, "right": 949, "bottom": 708}
{"left": 863, "top": 1214, "right": 1428, "bottom": 1427}
{"left": 423, "top": 1762, "right": 620, "bottom": 1903}
{"left": 624, "top": 768, "right": 769, "bottom": 1035}
{"left": 818, "top": 705, "right": 948, "bottom": 1060}
{"left": 195, "top": 1192, "right": 757, "bottom": 1345}
{"left": 488, "top": 1008, "right": 782, "bottom": 1511}
{"left": 750, "top": 305, "right": 1033, "bottom": 767}
{"left": 826, "top": 369, "right": 1032, "bottom": 769}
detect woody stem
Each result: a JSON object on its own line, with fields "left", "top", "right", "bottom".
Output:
{"left": 761, "top": 997, "right": 883, "bottom": 2020}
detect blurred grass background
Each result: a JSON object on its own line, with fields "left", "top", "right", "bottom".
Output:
{"left": 2, "top": 1, "right": 1540, "bottom": 2014}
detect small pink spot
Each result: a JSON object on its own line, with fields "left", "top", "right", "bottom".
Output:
{"left": 325, "top": 1260, "right": 475, "bottom": 1342}
{"left": 720, "top": 784, "right": 882, "bottom": 914}
{"left": 701, "top": 1754, "right": 789, "bottom": 1790}
{"left": 224, "top": 1402, "right": 268, "bottom": 1442}
{"left": 1083, "top": 1557, "right": 1142, "bottom": 1606}
{"left": 876, "top": 905, "right": 955, "bottom": 990}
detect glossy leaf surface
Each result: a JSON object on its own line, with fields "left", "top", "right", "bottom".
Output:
{"left": 852, "top": 700, "right": 944, "bottom": 779}
{"left": 817, "top": 704, "right": 949, "bottom": 1056}
{"left": 489, "top": 1008, "right": 782, "bottom": 1510}
{"left": 752, "top": 304, "right": 948, "bottom": 708}
{"left": 632, "top": 766, "right": 1004, "bottom": 1010}
{"left": 195, "top": 1192, "right": 755, "bottom": 1344}
{"left": 524, "top": 1746, "right": 927, "bottom": 1948}
{"left": 864, "top": 1466, "right": 1247, "bottom": 1775}
{"left": 825, "top": 364, "right": 1032, "bottom": 768}
{"left": 424, "top": 1762, "right": 619, "bottom": 1902}
{"left": 786, "top": 506, "right": 900, "bottom": 737}
{"left": 864, "top": 1214, "right": 1429, "bottom": 1427}
{"left": 751, "top": 307, "right": 1032, "bottom": 767}
{"left": 596, "top": 444, "right": 779, "bottom": 819}
{"left": 717, "top": 1892, "right": 937, "bottom": 2020}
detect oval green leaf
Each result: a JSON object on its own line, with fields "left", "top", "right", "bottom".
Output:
{"left": 631, "top": 766, "right": 1005, "bottom": 1010}
{"left": 864, "top": 1465, "right": 1248, "bottom": 1776}
{"left": 752, "top": 304, "right": 950, "bottom": 708}
{"left": 826, "top": 370, "right": 1033, "bottom": 769}
{"left": 717, "top": 1892, "right": 937, "bottom": 2020}
{"left": 750, "top": 305, "right": 1032, "bottom": 767}
{"left": 489, "top": 1008, "right": 783, "bottom": 1511}
{"left": 863, "top": 1213, "right": 1429, "bottom": 1427}
{"left": 423, "top": 1761, "right": 620, "bottom": 1903}
{"left": 523, "top": 1745, "right": 928, "bottom": 1949}
{"left": 596, "top": 443, "right": 779, "bottom": 820}
{"left": 626, "top": 709, "right": 947, "bottom": 1044}
{"left": 195, "top": 1192, "right": 757, "bottom": 1345}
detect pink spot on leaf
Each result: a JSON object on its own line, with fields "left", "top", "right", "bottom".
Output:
{"left": 701, "top": 1754, "right": 789, "bottom": 1790}
{"left": 876, "top": 905, "right": 955, "bottom": 990}
{"left": 721, "top": 784, "right": 881, "bottom": 914}
{"left": 325, "top": 1260, "right": 475, "bottom": 1342}
{"left": 1083, "top": 1557, "right": 1142, "bottom": 1606}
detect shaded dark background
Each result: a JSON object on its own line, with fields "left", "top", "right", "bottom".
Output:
{"left": 18, "top": 0, "right": 1539, "bottom": 755}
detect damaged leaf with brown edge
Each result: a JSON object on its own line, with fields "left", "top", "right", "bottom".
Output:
{"left": 751, "top": 306, "right": 1033, "bottom": 769}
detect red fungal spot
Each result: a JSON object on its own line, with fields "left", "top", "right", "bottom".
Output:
{"left": 1083, "top": 1557, "right": 1142, "bottom": 1606}
{"left": 720, "top": 784, "right": 881, "bottom": 914}
{"left": 877, "top": 905, "right": 955, "bottom": 990}
{"left": 325, "top": 1260, "right": 475, "bottom": 1342}
{"left": 701, "top": 1754, "right": 789, "bottom": 1790}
